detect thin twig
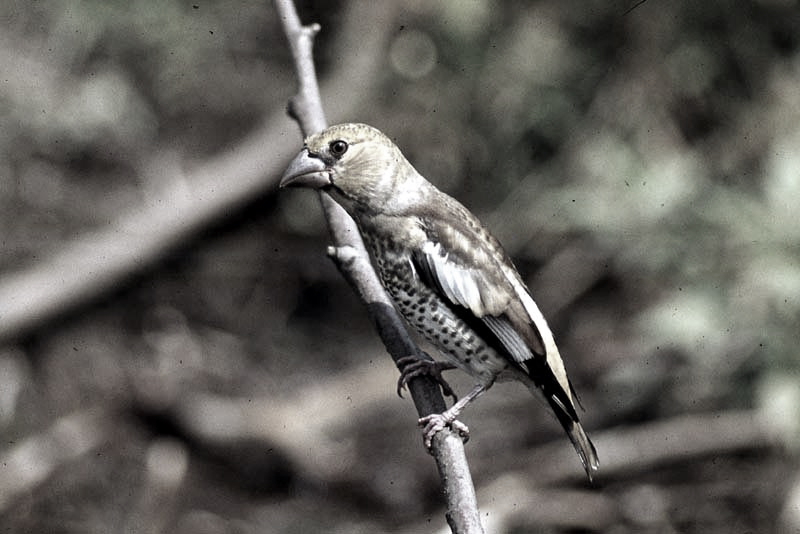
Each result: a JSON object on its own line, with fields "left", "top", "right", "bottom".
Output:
{"left": 623, "top": 0, "right": 650, "bottom": 16}
{"left": 273, "top": 1, "right": 483, "bottom": 532}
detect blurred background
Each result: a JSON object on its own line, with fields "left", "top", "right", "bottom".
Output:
{"left": 1, "top": 1, "right": 799, "bottom": 532}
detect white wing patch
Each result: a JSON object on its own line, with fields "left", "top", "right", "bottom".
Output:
{"left": 420, "top": 241, "right": 485, "bottom": 314}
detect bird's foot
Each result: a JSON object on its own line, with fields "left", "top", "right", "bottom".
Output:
{"left": 418, "top": 383, "right": 486, "bottom": 450}
{"left": 396, "top": 354, "right": 457, "bottom": 402}
{"left": 418, "top": 412, "right": 470, "bottom": 450}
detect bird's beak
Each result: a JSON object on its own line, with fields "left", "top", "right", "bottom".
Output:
{"left": 280, "top": 149, "right": 331, "bottom": 189}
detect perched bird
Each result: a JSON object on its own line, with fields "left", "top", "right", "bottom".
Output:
{"left": 280, "top": 123, "right": 598, "bottom": 480}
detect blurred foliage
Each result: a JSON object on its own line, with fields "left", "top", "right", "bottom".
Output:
{"left": 1, "top": 1, "right": 799, "bottom": 533}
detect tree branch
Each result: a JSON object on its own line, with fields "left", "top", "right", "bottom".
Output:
{"left": 273, "top": 1, "right": 483, "bottom": 532}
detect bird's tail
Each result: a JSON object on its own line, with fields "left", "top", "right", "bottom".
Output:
{"left": 521, "top": 362, "right": 600, "bottom": 481}
{"left": 545, "top": 393, "right": 599, "bottom": 482}
{"left": 565, "top": 418, "right": 599, "bottom": 482}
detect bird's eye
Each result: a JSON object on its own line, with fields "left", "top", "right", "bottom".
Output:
{"left": 329, "top": 140, "right": 348, "bottom": 158}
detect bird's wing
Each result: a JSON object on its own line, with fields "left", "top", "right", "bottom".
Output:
{"left": 411, "top": 206, "right": 578, "bottom": 410}
{"left": 412, "top": 239, "right": 539, "bottom": 363}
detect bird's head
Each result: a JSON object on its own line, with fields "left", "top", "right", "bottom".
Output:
{"left": 280, "top": 123, "right": 421, "bottom": 214}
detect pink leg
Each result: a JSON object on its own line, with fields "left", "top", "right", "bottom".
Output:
{"left": 418, "top": 383, "right": 487, "bottom": 449}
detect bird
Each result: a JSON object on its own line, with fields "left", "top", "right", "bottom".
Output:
{"left": 280, "top": 123, "right": 599, "bottom": 480}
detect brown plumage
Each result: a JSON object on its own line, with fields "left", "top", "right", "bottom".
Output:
{"left": 281, "top": 123, "right": 598, "bottom": 480}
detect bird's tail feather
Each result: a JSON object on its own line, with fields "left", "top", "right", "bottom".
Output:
{"left": 522, "top": 366, "right": 599, "bottom": 481}
{"left": 565, "top": 419, "right": 599, "bottom": 481}
{"left": 546, "top": 393, "right": 599, "bottom": 481}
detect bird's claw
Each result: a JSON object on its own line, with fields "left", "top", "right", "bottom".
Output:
{"left": 418, "top": 413, "right": 469, "bottom": 450}
{"left": 396, "top": 355, "right": 458, "bottom": 402}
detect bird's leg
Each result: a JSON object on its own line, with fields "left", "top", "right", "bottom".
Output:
{"left": 418, "top": 383, "right": 487, "bottom": 450}
{"left": 396, "top": 352, "right": 458, "bottom": 402}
